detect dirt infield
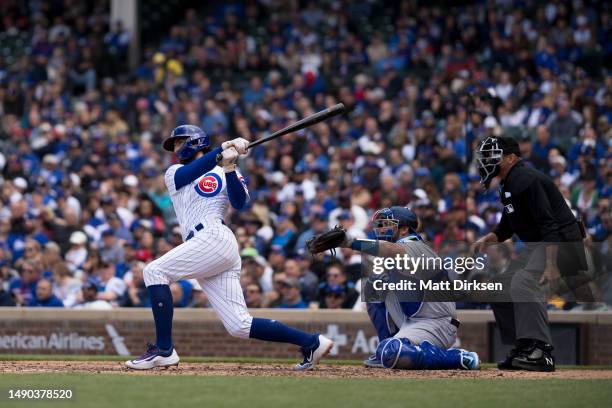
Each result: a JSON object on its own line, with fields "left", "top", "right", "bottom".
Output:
{"left": 1, "top": 361, "right": 611, "bottom": 379}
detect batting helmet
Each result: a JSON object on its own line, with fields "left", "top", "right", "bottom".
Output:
{"left": 162, "top": 125, "right": 210, "bottom": 162}
{"left": 372, "top": 206, "right": 419, "bottom": 241}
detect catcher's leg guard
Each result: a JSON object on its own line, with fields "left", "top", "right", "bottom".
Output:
{"left": 417, "top": 341, "right": 466, "bottom": 369}
{"left": 377, "top": 338, "right": 467, "bottom": 369}
{"left": 378, "top": 338, "right": 420, "bottom": 369}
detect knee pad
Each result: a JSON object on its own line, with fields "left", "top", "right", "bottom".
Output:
{"left": 377, "top": 338, "right": 419, "bottom": 369}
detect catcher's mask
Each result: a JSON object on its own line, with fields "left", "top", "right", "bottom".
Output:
{"left": 372, "top": 206, "right": 419, "bottom": 242}
{"left": 475, "top": 137, "right": 503, "bottom": 189}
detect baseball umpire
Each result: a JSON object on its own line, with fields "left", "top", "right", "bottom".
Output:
{"left": 472, "top": 136, "right": 592, "bottom": 372}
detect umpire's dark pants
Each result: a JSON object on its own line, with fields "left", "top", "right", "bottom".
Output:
{"left": 491, "top": 224, "right": 588, "bottom": 345}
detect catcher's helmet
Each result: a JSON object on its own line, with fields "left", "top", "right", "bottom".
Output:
{"left": 372, "top": 206, "right": 419, "bottom": 241}
{"left": 162, "top": 125, "right": 210, "bottom": 162}
{"left": 475, "top": 136, "right": 520, "bottom": 189}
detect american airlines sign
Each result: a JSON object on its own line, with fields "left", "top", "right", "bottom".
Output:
{"left": 0, "top": 324, "right": 129, "bottom": 355}
{"left": 0, "top": 332, "right": 105, "bottom": 351}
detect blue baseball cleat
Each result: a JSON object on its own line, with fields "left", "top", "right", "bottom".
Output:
{"left": 294, "top": 335, "right": 334, "bottom": 371}
{"left": 363, "top": 354, "right": 384, "bottom": 369}
{"left": 125, "top": 343, "right": 180, "bottom": 370}
{"left": 459, "top": 350, "right": 480, "bottom": 370}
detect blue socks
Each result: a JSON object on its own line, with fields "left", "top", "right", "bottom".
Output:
{"left": 148, "top": 286, "right": 317, "bottom": 351}
{"left": 249, "top": 317, "right": 318, "bottom": 349}
{"left": 148, "top": 284, "right": 174, "bottom": 354}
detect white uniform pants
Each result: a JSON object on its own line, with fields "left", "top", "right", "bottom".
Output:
{"left": 143, "top": 224, "right": 253, "bottom": 338}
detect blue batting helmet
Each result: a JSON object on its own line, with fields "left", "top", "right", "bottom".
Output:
{"left": 372, "top": 206, "right": 419, "bottom": 241}
{"left": 162, "top": 125, "right": 210, "bottom": 162}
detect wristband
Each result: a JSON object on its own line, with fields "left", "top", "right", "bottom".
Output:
{"left": 351, "top": 239, "right": 379, "bottom": 255}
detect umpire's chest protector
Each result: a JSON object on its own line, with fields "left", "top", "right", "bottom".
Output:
{"left": 499, "top": 163, "right": 540, "bottom": 224}
{"left": 498, "top": 161, "right": 571, "bottom": 243}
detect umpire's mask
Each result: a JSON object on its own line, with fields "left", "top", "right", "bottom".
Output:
{"left": 476, "top": 137, "right": 503, "bottom": 189}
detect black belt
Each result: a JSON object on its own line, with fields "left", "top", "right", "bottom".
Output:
{"left": 185, "top": 220, "right": 225, "bottom": 241}
{"left": 451, "top": 318, "right": 460, "bottom": 328}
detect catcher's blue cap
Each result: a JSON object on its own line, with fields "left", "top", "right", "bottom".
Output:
{"left": 373, "top": 206, "right": 419, "bottom": 230}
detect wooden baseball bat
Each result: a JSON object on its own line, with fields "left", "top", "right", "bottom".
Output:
{"left": 217, "top": 103, "right": 346, "bottom": 162}
{"left": 248, "top": 103, "right": 346, "bottom": 148}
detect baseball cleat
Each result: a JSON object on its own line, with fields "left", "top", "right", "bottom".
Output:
{"left": 459, "top": 350, "right": 480, "bottom": 370}
{"left": 512, "top": 343, "right": 555, "bottom": 372}
{"left": 294, "top": 334, "right": 334, "bottom": 371}
{"left": 363, "top": 354, "right": 384, "bottom": 369}
{"left": 497, "top": 348, "right": 520, "bottom": 370}
{"left": 125, "top": 343, "right": 180, "bottom": 370}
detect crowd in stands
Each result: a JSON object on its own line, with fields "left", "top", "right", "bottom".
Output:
{"left": 0, "top": 0, "right": 610, "bottom": 310}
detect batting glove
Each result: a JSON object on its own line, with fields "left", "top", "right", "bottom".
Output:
{"left": 222, "top": 138, "right": 249, "bottom": 155}
{"left": 219, "top": 147, "right": 239, "bottom": 171}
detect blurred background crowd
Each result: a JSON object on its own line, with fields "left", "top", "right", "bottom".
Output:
{"left": 0, "top": 0, "right": 609, "bottom": 311}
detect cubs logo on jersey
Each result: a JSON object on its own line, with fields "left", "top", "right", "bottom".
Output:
{"left": 195, "top": 172, "right": 223, "bottom": 197}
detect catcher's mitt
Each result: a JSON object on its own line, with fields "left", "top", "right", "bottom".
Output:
{"left": 306, "top": 226, "right": 348, "bottom": 255}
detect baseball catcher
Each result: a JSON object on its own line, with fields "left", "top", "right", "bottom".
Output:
{"left": 308, "top": 206, "right": 480, "bottom": 370}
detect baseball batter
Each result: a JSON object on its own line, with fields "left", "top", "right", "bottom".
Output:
{"left": 126, "top": 125, "right": 332, "bottom": 370}
{"left": 308, "top": 206, "right": 479, "bottom": 370}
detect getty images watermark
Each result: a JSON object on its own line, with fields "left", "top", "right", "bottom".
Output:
{"left": 370, "top": 254, "right": 503, "bottom": 291}
{"left": 363, "top": 242, "right": 609, "bottom": 303}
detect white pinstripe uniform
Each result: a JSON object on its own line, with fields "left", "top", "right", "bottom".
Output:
{"left": 143, "top": 163, "right": 253, "bottom": 338}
